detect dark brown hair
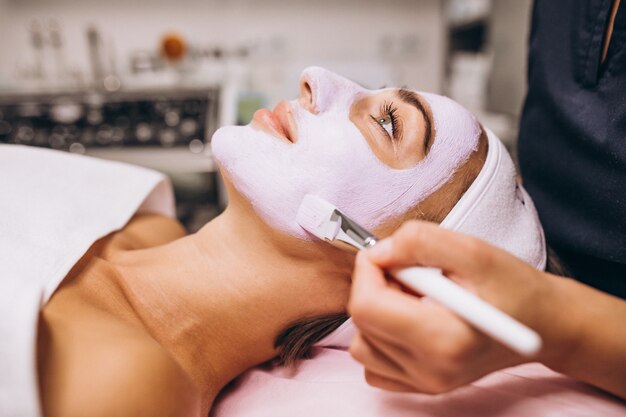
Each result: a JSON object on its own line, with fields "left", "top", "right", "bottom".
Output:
{"left": 274, "top": 312, "right": 349, "bottom": 366}
{"left": 545, "top": 246, "right": 569, "bottom": 277}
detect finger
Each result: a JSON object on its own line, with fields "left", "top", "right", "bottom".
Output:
{"left": 357, "top": 331, "right": 415, "bottom": 370}
{"left": 363, "top": 370, "right": 416, "bottom": 393}
{"left": 364, "top": 354, "right": 462, "bottom": 395}
{"left": 351, "top": 254, "right": 484, "bottom": 353}
{"left": 366, "top": 221, "right": 498, "bottom": 277}
{"left": 350, "top": 252, "right": 404, "bottom": 306}
{"left": 349, "top": 255, "right": 430, "bottom": 348}
{"left": 350, "top": 252, "right": 424, "bottom": 306}
{"left": 349, "top": 332, "right": 406, "bottom": 381}
{"left": 351, "top": 250, "right": 387, "bottom": 288}
{"left": 387, "top": 280, "right": 403, "bottom": 291}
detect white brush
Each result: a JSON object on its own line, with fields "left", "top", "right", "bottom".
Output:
{"left": 297, "top": 194, "right": 542, "bottom": 357}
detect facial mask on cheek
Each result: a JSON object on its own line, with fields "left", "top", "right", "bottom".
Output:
{"left": 211, "top": 68, "right": 480, "bottom": 239}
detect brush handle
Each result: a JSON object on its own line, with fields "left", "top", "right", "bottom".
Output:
{"left": 391, "top": 266, "right": 542, "bottom": 357}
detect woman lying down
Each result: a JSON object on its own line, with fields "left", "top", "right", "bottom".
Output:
{"left": 0, "top": 67, "right": 623, "bottom": 417}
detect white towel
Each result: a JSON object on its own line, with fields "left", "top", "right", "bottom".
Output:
{"left": 441, "top": 127, "right": 546, "bottom": 270}
{"left": 0, "top": 145, "right": 175, "bottom": 417}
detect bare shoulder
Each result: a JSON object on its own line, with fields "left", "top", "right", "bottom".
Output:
{"left": 89, "top": 337, "right": 202, "bottom": 417}
{"left": 40, "top": 320, "right": 201, "bottom": 417}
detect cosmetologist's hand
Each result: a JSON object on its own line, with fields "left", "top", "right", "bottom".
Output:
{"left": 347, "top": 220, "right": 562, "bottom": 394}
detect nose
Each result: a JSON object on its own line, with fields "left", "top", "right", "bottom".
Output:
{"left": 298, "top": 66, "right": 364, "bottom": 114}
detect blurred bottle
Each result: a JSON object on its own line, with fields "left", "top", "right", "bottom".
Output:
{"left": 160, "top": 33, "right": 188, "bottom": 63}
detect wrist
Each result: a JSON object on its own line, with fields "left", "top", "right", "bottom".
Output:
{"left": 534, "top": 274, "right": 584, "bottom": 372}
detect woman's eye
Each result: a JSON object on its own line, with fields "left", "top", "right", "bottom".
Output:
{"left": 377, "top": 115, "right": 394, "bottom": 138}
{"left": 371, "top": 102, "right": 400, "bottom": 142}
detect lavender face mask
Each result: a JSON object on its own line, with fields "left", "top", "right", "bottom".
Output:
{"left": 211, "top": 66, "right": 480, "bottom": 239}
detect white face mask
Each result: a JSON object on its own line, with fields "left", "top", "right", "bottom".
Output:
{"left": 211, "top": 67, "right": 480, "bottom": 239}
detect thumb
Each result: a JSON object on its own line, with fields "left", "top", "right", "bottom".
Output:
{"left": 366, "top": 221, "right": 489, "bottom": 278}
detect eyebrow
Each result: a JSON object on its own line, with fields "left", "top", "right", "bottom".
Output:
{"left": 397, "top": 88, "right": 433, "bottom": 154}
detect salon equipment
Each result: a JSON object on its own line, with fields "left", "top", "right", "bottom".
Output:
{"left": 87, "top": 25, "right": 107, "bottom": 86}
{"left": 28, "top": 19, "right": 45, "bottom": 80}
{"left": 48, "top": 19, "right": 68, "bottom": 82}
{"left": 0, "top": 88, "right": 218, "bottom": 151}
{"left": 297, "top": 194, "right": 542, "bottom": 357}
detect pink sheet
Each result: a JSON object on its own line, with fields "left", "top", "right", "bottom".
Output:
{"left": 211, "top": 347, "right": 626, "bottom": 416}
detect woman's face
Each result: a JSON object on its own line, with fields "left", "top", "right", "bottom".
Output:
{"left": 211, "top": 67, "right": 480, "bottom": 239}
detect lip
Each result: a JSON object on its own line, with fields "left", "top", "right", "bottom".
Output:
{"left": 251, "top": 100, "right": 296, "bottom": 143}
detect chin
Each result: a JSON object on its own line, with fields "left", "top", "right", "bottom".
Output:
{"left": 210, "top": 124, "right": 313, "bottom": 239}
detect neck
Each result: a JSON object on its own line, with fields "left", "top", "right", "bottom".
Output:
{"left": 110, "top": 204, "right": 353, "bottom": 402}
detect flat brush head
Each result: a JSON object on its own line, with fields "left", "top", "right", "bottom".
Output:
{"left": 296, "top": 194, "right": 341, "bottom": 241}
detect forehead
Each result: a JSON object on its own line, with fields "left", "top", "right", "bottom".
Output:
{"left": 353, "top": 87, "right": 403, "bottom": 102}
{"left": 352, "top": 88, "right": 431, "bottom": 113}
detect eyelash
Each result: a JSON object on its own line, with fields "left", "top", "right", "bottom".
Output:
{"left": 373, "top": 102, "right": 400, "bottom": 142}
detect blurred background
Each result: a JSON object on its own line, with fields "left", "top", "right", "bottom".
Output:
{"left": 0, "top": 0, "right": 532, "bottom": 231}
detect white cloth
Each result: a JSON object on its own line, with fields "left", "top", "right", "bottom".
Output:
{"left": 0, "top": 145, "right": 176, "bottom": 417}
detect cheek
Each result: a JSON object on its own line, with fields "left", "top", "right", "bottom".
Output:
{"left": 296, "top": 112, "right": 366, "bottom": 165}
{"left": 297, "top": 114, "right": 418, "bottom": 219}
{"left": 349, "top": 114, "right": 403, "bottom": 168}
{"left": 211, "top": 125, "right": 291, "bottom": 176}
{"left": 211, "top": 112, "right": 427, "bottom": 239}
{"left": 400, "top": 137, "right": 426, "bottom": 165}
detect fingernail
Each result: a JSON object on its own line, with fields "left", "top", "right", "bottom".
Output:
{"left": 368, "top": 238, "right": 392, "bottom": 260}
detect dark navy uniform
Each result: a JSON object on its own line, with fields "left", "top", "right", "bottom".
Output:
{"left": 518, "top": 0, "right": 626, "bottom": 298}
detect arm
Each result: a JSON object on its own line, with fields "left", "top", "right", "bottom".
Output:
{"left": 547, "top": 275, "right": 626, "bottom": 398}
{"left": 347, "top": 221, "right": 626, "bottom": 399}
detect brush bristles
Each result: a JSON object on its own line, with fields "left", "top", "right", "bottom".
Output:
{"left": 296, "top": 194, "right": 338, "bottom": 240}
